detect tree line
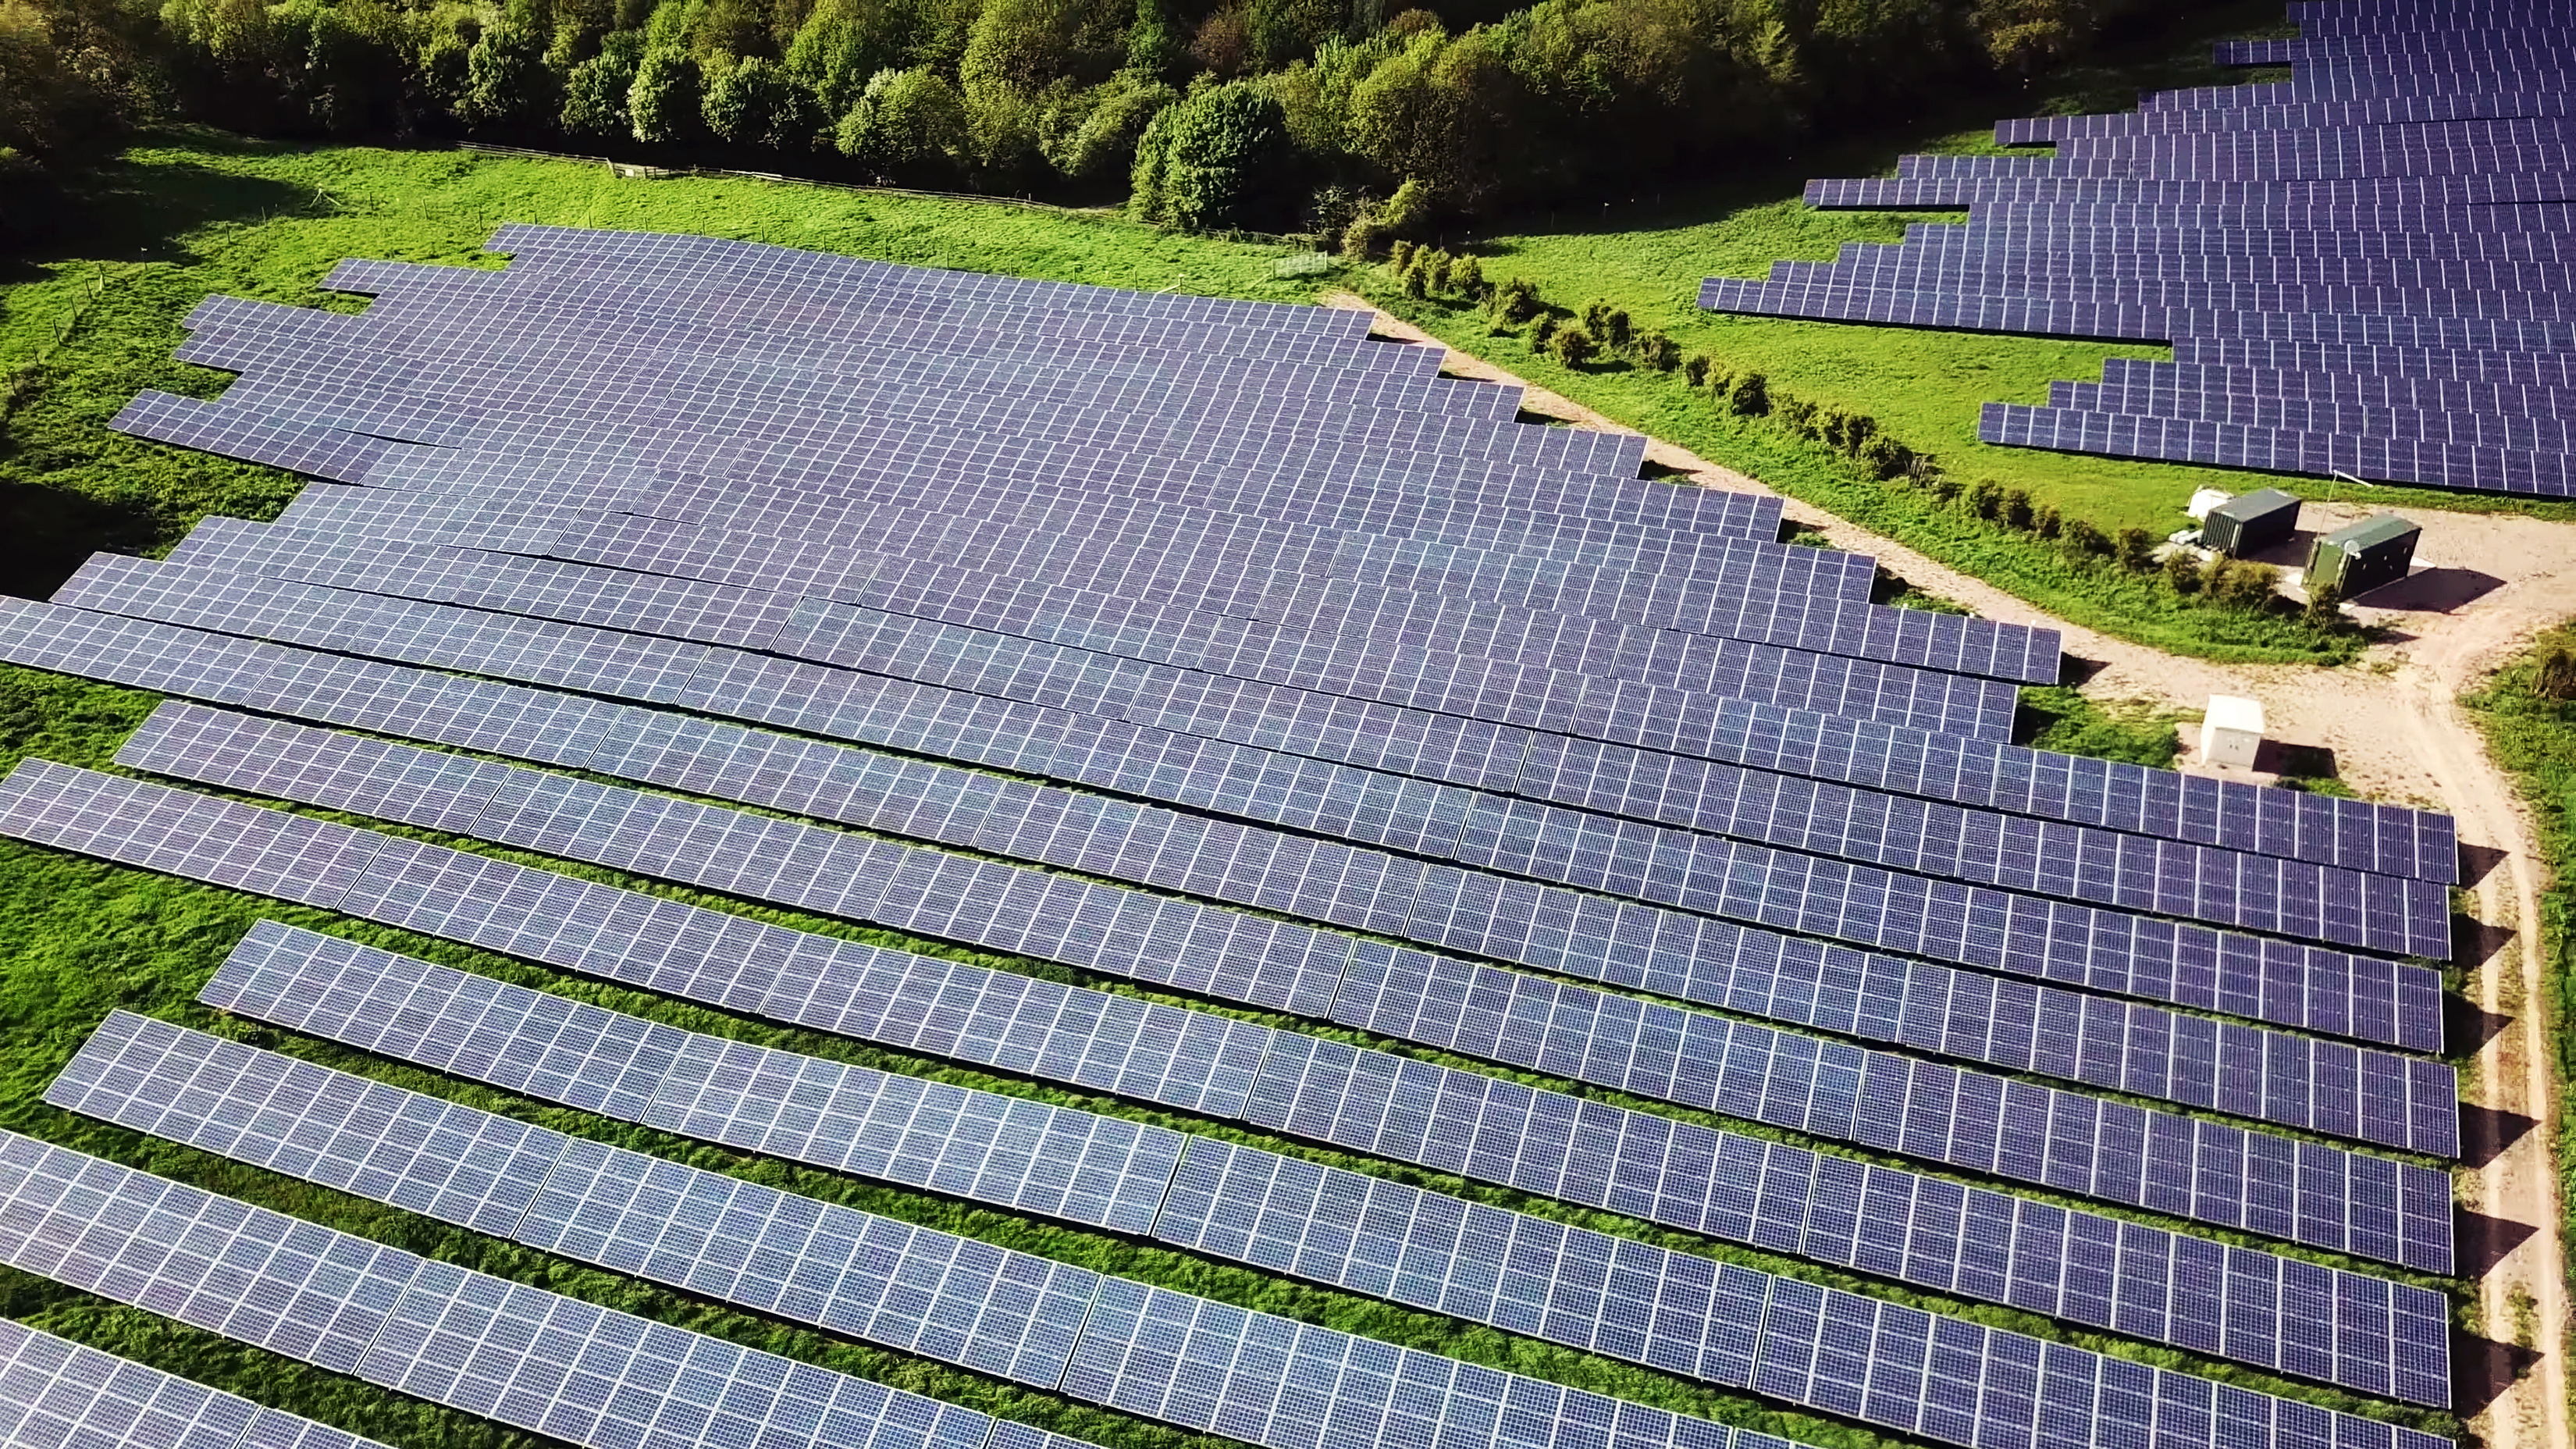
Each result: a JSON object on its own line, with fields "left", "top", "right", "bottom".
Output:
{"left": 4, "top": 0, "right": 2157, "bottom": 239}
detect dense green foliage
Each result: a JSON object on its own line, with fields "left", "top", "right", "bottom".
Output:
{"left": 2, "top": 0, "right": 2192, "bottom": 230}
{"left": 0, "top": 138, "right": 2469, "bottom": 1449}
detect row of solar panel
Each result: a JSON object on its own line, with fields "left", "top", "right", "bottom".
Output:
{"left": 179, "top": 510, "right": 2044, "bottom": 738}
{"left": 2171, "top": 335, "right": 2576, "bottom": 386}
{"left": 1996, "top": 90, "right": 2576, "bottom": 141}
{"left": 0, "top": 1319, "right": 391, "bottom": 1449}
{"left": 0, "top": 598, "right": 2448, "bottom": 1063}
{"left": 43, "top": 569, "right": 2446, "bottom": 1059}
{"left": 1700, "top": 272, "right": 2534, "bottom": 351}
{"left": 1897, "top": 223, "right": 2576, "bottom": 265}
{"left": 1760, "top": 259, "right": 2567, "bottom": 319}
{"left": 1847, "top": 245, "right": 2576, "bottom": 291}
{"left": 53, "top": 995, "right": 2455, "bottom": 1443}
{"left": 2045, "top": 380, "right": 2576, "bottom": 447}
{"left": 187, "top": 916, "right": 2457, "bottom": 1407}
{"left": 0, "top": 760, "right": 2460, "bottom": 1282}
{"left": 2096, "top": 357, "right": 2576, "bottom": 414}
{"left": 157, "top": 521, "right": 2449, "bottom": 956}
{"left": 112, "top": 696, "right": 2460, "bottom": 1165}
{"left": 1805, "top": 172, "right": 2576, "bottom": 207}
{"left": 1980, "top": 402, "right": 2574, "bottom": 495}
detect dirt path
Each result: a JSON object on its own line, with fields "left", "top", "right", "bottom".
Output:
{"left": 1329, "top": 292, "right": 2573, "bottom": 1447}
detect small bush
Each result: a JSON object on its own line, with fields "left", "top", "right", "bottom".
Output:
{"left": 2115, "top": 526, "right": 2156, "bottom": 573}
{"left": 1449, "top": 255, "right": 1484, "bottom": 299}
{"left": 2064, "top": 518, "right": 2108, "bottom": 557}
{"left": 1388, "top": 238, "right": 1415, "bottom": 272}
{"left": 1637, "top": 330, "right": 1681, "bottom": 372}
{"left": 1489, "top": 277, "right": 1540, "bottom": 323}
{"left": 2535, "top": 644, "right": 2576, "bottom": 700}
{"left": 2033, "top": 505, "right": 2062, "bottom": 540}
{"left": 2001, "top": 487, "right": 2034, "bottom": 529}
{"left": 1727, "top": 371, "right": 1769, "bottom": 416}
{"left": 1966, "top": 480, "right": 2002, "bottom": 520}
{"left": 2304, "top": 577, "right": 2347, "bottom": 631}
{"left": 2165, "top": 550, "right": 2201, "bottom": 594}
{"left": 1682, "top": 354, "right": 1711, "bottom": 388}
{"left": 1529, "top": 313, "right": 1560, "bottom": 351}
{"left": 1551, "top": 326, "right": 1598, "bottom": 368}
{"left": 1780, "top": 398, "right": 1820, "bottom": 438}
{"left": 1860, "top": 434, "right": 1909, "bottom": 479}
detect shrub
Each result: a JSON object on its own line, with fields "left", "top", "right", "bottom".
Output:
{"left": 1388, "top": 237, "right": 1414, "bottom": 272}
{"left": 1726, "top": 371, "right": 1769, "bottom": 416}
{"left": 1601, "top": 308, "right": 1633, "bottom": 354}
{"left": 1401, "top": 258, "right": 1427, "bottom": 297}
{"left": 1551, "top": 326, "right": 1597, "bottom": 368}
{"left": 2304, "top": 577, "right": 2347, "bottom": 631}
{"left": 2033, "top": 504, "right": 2062, "bottom": 540}
{"left": 2219, "top": 561, "right": 2280, "bottom": 610}
{"left": 1966, "top": 480, "right": 2003, "bottom": 520}
{"left": 1682, "top": 354, "right": 1710, "bottom": 388}
{"left": 1529, "top": 313, "right": 1559, "bottom": 351}
{"left": 1489, "top": 276, "right": 1539, "bottom": 323}
{"left": 2065, "top": 518, "right": 2109, "bottom": 557}
{"left": 2001, "top": 487, "right": 2033, "bottom": 529}
{"left": 1582, "top": 297, "right": 1610, "bottom": 336}
{"left": 1860, "top": 434, "right": 1909, "bottom": 479}
{"left": 2536, "top": 644, "right": 2576, "bottom": 700}
{"left": 1636, "top": 330, "right": 1681, "bottom": 372}
{"left": 2115, "top": 526, "right": 2156, "bottom": 573}
{"left": 2165, "top": 550, "right": 2201, "bottom": 594}
{"left": 1704, "top": 366, "right": 1734, "bottom": 398}
{"left": 1779, "top": 397, "right": 1820, "bottom": 437}
{"left": 1449, "top": 255, "right": 1483, "bottom": 299}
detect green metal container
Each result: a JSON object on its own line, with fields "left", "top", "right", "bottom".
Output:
{"left": 2200, "top": 488, "right": 2300, "bottom": 556}
{"left": 2305, "top": 513, "right": 2420, "bottom": 598}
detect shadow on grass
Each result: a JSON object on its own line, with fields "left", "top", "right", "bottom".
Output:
{"left": 0, "top": 479, "right": 158, "bottom": 600}
{"left": 0, "top": 134, "right": 313, "bottom": 283}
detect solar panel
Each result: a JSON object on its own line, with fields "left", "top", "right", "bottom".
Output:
{"left": 186, "top": 924, "right": 2453, "bottom": 1408}
{"left": 0, "top": 1130, "right": 1089, "bottom": 1449}
{"left": 114, "top": 698, "right": 2460, "bottom": 1162}
{"left": 0, "top": 1319, "right": 392, "bottom": 1449}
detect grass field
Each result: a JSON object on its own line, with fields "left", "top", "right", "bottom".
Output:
{"left": 0, "top": 93, "right": 2488, "bottom": 1448}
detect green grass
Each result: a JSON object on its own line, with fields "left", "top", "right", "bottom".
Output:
{"left": 2462, "top": 628, "right": 2576, "bottom": 1333}
{"left": 0, "top": 126, "right": 2475, "bottom": 1447}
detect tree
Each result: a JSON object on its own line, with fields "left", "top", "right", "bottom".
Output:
{"left": 2115, "top": 525, "right": 2156, "bottom": 574}
{"left": 705, "top": 54, "right": 820, "bottom": 148}
{"left": 1550, "top": 325, "right": 1596, "bottom": 368}
{"left": 628, "top": 45, "right": 703, "bottom": 142}
{"left": 561, "top": 35, "right": 643, "bottom": 137}
{"left": 836, "top": 65, "right": 970, "bottom": 176}
{"left": 457, "top": 16, "right": 553, "bottom": 130}
{"left": 1041, "top": 73, "right": 1177, "bottom": 180}
{"left": 1128, "top": 80, "right": 1291, "bottom": 230}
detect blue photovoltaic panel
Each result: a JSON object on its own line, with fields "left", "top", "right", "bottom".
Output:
{"left": 192, "top": 921, "right": 2453, "bottom": 1408}
{"left": 112, "top": 699, "right": 2462, "bottom": 1160}
{"left": 0, "top": 1130, "right": 1095, "bottom": 1449}
{"left": 1703, "top": 9, "right": 2576, "bottom": 497}
{"left": 0, "top": 1319, "right": 394, "bottom": 1449}
{"left": 0, "top": 760, "right": 2460, "bottom": 1285}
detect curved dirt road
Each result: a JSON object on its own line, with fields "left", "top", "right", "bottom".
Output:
{"left": 1332, "top": 294, "right": 2574, "bottom": 1449}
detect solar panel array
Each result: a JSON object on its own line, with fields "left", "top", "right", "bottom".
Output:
{"left": 0, "top": 221, "right": 2467, "bottom": 1447}
{"left": 0, "top": 1132, "right": 1108, "bottom": 1449}
{"left": 48, "top": 1010, "right": 1821, "bottom": 1449}
{"left": 0, "top": 1319, "right": 393, "bottom": 1449}
{"left": 1699, "top": 1, "right": 2576, "bottom": 495}
{"left": 0, "top": 760, "right": 2462, "bottom": 1286}
{"left": 159, "top": 926, "right": 2453, "bottom": 1416}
